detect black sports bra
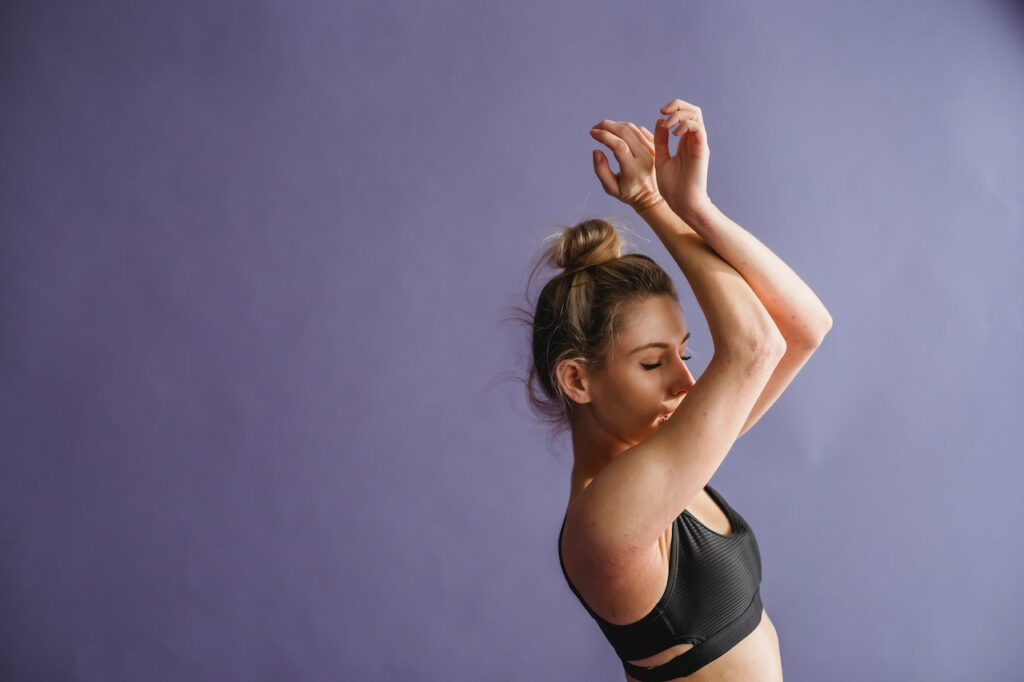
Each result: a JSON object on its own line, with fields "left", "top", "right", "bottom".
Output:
{"left": 557, "top": 483, "right": 764, "bottom": 681}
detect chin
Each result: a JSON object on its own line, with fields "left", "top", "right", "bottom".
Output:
{"left": 639, "top": 419, "right": 664, "bottom": 439}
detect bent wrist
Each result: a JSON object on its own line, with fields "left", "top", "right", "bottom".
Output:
{"left": 630, "top": 192, "right": 666, "bottom": 216}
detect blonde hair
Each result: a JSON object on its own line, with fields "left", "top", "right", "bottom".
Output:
{"left": 511, "top": 218, "right": 679, "bottom": 436}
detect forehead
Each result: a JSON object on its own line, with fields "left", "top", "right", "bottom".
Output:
{"left": 614, "top": 296, "right": 687, "bottom": 349}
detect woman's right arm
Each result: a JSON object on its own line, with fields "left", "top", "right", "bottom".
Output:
{"left": 572, "top": 200, "right": 785, "bottom": 569}
{"left": 573, "top": 122, "right": 785, "bottom": 572}
{"left": 588, "top": 120, "right": 780, "bottom": 356}
{"left": 638, "top": 200, "right": 782, "bottom": 360}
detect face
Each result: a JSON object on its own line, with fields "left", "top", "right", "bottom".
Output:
{"left": 583, "top": 295, "right": 696, "bottom": 446}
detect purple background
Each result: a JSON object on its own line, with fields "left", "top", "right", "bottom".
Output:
{"left": 3, "top": 1, "right": 1023, "bottom": 680}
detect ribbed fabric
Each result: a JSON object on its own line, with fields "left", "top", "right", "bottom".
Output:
{"left": 558, "top": 484, "right": 763, "bottom": 681}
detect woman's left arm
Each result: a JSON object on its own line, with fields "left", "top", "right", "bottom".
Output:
{"left": 679, "top": 201, "right": 833, "bottom": 438}
{"left": 651, "top": 98, "right": 833, "bottom": 348}
{"left": 677, "top": 199, "right": 833, "bottom": 350}
{"left": 647, "top": 99, "right": 832, "bottom": 436}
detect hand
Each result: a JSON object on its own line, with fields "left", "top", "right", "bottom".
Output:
{"left": 590, "top": 119, "right": 664, "bottom": 213}
{"left": 652, "top": 99, "right": 712, "bottom": 218}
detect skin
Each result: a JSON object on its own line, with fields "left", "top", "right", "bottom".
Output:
{"left": 560, "top": 294, "right": 696, "bottom": 485}
{"left": 555, "top": 98, "right": 831, "bottom": 681}
{"left": 559, "top": 296, "right": 784, "bottom": 682}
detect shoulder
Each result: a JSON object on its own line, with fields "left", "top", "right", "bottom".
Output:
{"left": 560, "top": 498, "right": 674, "bottom": 625}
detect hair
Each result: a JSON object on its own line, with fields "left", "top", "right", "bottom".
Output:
{"left": 507, "top": 217, "right": 680, "bottom": 440}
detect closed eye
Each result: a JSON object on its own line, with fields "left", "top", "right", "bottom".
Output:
{"left": 642, "top": 354, "right": 692, "bottom": 370}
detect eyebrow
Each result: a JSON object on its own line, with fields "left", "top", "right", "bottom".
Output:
{"left": 628, "top": 332, "right": 691, "bottom": 355}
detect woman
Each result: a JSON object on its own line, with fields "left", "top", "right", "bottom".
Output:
{"left": 523, "top": 99, "right": 832, "bottom": 680}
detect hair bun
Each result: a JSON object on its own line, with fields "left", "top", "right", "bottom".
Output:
{"left": 554, "top": 219, "right": 624, "bottom": 274}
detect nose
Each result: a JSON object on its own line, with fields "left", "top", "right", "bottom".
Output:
{"left": 670, "top": 356, "right": 696, "bottom": 397}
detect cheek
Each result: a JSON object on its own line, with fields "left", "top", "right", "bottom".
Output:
{"left": 623, "top": 377, "right": 660, "bottom": 414}
{"left": 595, "top": 370, "right": 659, "bottom": 422}
{"left": 593, "top": 382, "right": 637, "bottom": 423}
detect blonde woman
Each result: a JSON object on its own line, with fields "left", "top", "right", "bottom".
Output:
{"left": 522, "top": 99, "right": 831, "bottom": 680}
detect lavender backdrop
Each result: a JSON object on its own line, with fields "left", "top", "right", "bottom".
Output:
{"left": 2, "top": 1, "right": 1023, "bottom": 680}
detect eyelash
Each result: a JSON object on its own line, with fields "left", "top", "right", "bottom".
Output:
{"left": 642, "top": 354, "right": 692, "bottom": 370}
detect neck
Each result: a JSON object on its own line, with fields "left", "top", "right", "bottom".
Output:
{"left": 568, "top": 406, "right": 633, "bottom": 499}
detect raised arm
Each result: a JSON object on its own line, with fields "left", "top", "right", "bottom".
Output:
{"left": 654, "top": 100, "right": 832, "bottom": 346}
{"left": 572, "top": 120, "right": 786, "bottom": 566}
{"left": 652, "top": 99, "right": 833, "bottom": 436}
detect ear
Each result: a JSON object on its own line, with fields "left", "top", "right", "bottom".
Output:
{"left": 556, "top": 358, "right": 593, "bottom": 405}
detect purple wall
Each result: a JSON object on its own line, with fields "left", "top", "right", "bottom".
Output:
{"left": 3, "top": 1, "right": 1023, "bottom": 679}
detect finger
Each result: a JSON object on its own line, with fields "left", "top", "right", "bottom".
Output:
{"left": 638, "top": 126, "right": 655, "bottom": 154}
{"left": 594, "top": 120, "right": 644, "bottom": 157}
{"left": 665, "top": 112, "right": 699, "bottom": 136}
{"left": 675, "top": 119, "right": 703, "bottom": 156}
{"left": 592, "top": 150, "right": 619, "bottom": 196}
{"left": 653, "top": 117, "right": 671, "bottom": 163}
{"left": 624, "top": 122, "right": 651, "bottom": 156}
{"left": 590, "top": 127, "right": 632, "bottom": 161}
{"left": 660, "top": 99, "right": 701, "bottom": 115}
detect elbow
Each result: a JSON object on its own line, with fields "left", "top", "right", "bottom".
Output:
{"left": 817, "top": 309, "right": 834, "bottom": 341}
{"left": 758, "top": 326, "right": 789, "bottom": 364}
{"left": 732, "top": 321, "right": 788, "bottom": 366}
{"left": 796, "top": 309, "right": 833, "bottom": 351}
{"left": 778, "top": 305, "right": 832, "bottom": 353}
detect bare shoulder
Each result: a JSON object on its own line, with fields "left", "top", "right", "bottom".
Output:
{"left": 560, "top": 495, "right": 673, "bottom": 626}
{"left": 564, "top": 348, "right": 784, "bottom": 571}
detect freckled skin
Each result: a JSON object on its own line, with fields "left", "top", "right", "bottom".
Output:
{"left": 571, "top": 100, "right": 829, "bottom": 682}
{"left": 563, "top": 296, "right": 785, "bottom": 682}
